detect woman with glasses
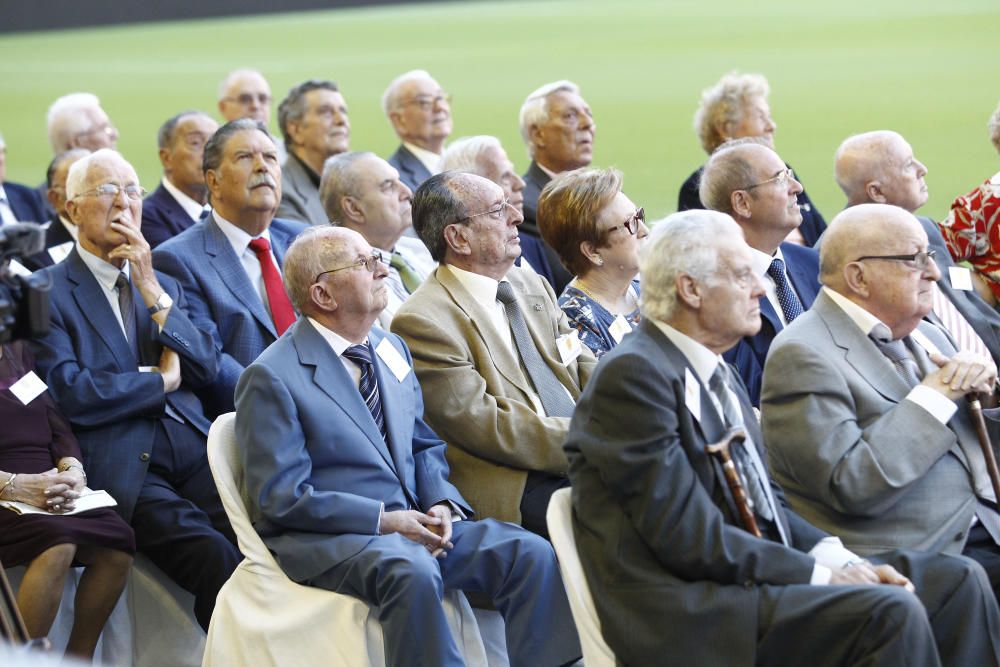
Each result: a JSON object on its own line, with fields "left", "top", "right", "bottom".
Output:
{"left": 537, "top": 168, "right": 648, "bottom": 358}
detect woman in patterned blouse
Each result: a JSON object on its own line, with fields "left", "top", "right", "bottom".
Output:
{"left": 537, "top": 168, "right": 648, "bottom": 357}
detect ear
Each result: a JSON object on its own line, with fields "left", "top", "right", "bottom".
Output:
{"left": 842, "top": 262, "right": 871, "bottom": 298}
{"left": 579, "top": 240, "right": 603, "bottom": 266}
{"left": 46, "top": 187, "right": 61, "bottom": 211}
{"left": 340, "top": 195, "right": 365, "bottom": 224}
{"left": 310, "top": 281, "right": 338, "bottom": 314}
{"left": 443, "top": 223, "right": 472, "bottom": 256}
{"left": 731, "top": 189, "right": 753, "bottom": 219}
{"left": 158, "top": 146, "right": 172, "bottom": 171}
{"left": 65, "top": 198, "right": 80, "bottom": 225}
{"left": 676, "top": 273, "right": 702, "bottom": 309}
{"left": 204, "top": 168, "right": 220, "bottom": 199}
{"left": 528, "top": 123, "right": 545, "bottom": 148}
{"left": 865, "top": 181, "right": 888, "bottom": 204}
{"left": 388, "top": 109, "right": 405, "bottom": 133}
{"left": 286, "top": 119, "right": 305, "bottom": 148}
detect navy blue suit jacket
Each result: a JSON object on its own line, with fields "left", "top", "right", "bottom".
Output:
{"left": 235, "top": 319, "right": 470, "bottom": 583}
{"left": 152, "top": 214, "right": 307, "bottom": 417}
{"left": 29, "top": 249, "right": 217, "bottom": 518}
{"left": 142, "top": 183, "right": 199, "bottom": 250}
{"left": 387, "top": 144, "right": 433, "bottom": 195}
{"left": 723, "top": 243, "right": 821, "bottom": 406}
{"left": 3, "top": 180, "right": 47, "bottom": 224}
{"left": 520, "top": 160, "right": 572, "bottom": 294}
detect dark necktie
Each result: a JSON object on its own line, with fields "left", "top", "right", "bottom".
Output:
{"left": 766, "top": 257, "right": 804, "bottom": 323}
{"left": 248, "top": 237, "right": 296, "bottom": 336}
{"left": 709, "top": 364, "right": 778, "bottom": 528}
{"left": 115, "top": 272, "right": 139, "bottom": 360}
{"left": 496, "top": 281, "right": 576, "bottom": 418}
{"left": 869, "top": 324, "right": 922, "bottom": 388}
{"left": 390, "top": 252, "right": 422, "bottom": 294}
{"left": 343, "top": 343, "right": 387, "bottom": 443}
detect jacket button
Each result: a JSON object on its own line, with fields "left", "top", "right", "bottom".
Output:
{"left": 140, "top": 452, "right": 150, "bottom": 462}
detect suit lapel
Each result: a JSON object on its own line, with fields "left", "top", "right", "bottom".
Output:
{"left": 66, "top": 250, "right": 136, "bottom": 371}
{"left": 758, "top": 297, "right": 783, "bottom": 336}
{"left": 204, "top": 217, "right": 277, "bottom": 337}
{"left": 782, "top": 247, "right": 820, "bottom": 307}
{"left": 367, "top": 331, "right": 419, "bottom": 502}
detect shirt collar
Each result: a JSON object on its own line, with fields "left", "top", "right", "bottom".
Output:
{"left": 306, "top": 316, "right": 367, "bottom": 357}
{"left": 650, "top": 319, "right": 721, "bottom": 386}
{"left": 76, "top": 242, "right": 129, "bottom": 290}
{"left": 442, "top": 263, "right": 508, "bottom": 308}
{"left": 213, "top": 212, "right": 272, "bottom": 257}
{"left": 402, "top": 141, "right": 442, "bottom": 174}
{"left": 161, "top": 177, "right": 208, "bottom": 222}
{"left": 821, "top": 286, "right": 889, "bottom": 338}
{"left": 749, "top": 245, "right": 785, "bottom": 278}
{"left": 59, "top": 215, "right": 79, "bottom": 241}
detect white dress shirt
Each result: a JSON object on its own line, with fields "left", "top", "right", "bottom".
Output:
{"left": 750, "top": 246, "right": 795, "bottom": 327}
{"left": 213, "top": 213, "right": 278, "bottom": 314}
{"left": 402, "top": 142, "right": 442, "bottom": 175}
{"left": 162, "top": 177, "right": 209, "bottom": 222}
{"left": 77, "top": 243, "right": 132, "bottom": 338}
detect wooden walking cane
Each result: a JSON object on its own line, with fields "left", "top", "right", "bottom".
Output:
{"left": 966, "top": 393, "right": 1000, "bottom": 505}
{"left": 705, "top": 427, "right": 762, "bottom": 538}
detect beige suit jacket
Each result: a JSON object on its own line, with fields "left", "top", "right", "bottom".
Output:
{"left": 391, "top": 264, "right": 596, "bottom": 523}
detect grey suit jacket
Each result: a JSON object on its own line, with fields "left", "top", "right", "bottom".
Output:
{"left": 761, "top": 290, "right": 997, "bottom": 556}
{"left": 277, "top": 153, "right": 329, "bottom": 227}
{"left": 391, "top": 265, "right": 596, "bottom": 524}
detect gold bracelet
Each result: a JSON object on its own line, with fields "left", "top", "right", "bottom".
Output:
{"left": 0, "top": 473, "right": 17, "bottom": 500}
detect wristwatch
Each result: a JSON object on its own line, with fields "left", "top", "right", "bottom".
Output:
{"left": 148, "top": 291, "right": 173, "bottom": 315}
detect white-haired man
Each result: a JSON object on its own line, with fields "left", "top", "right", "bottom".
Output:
{"left": 382, "top": 70, "right": 452, "bottom": 195}
{"left": 46, "top": 93, "right": 118, "bottom": 155}
{"left": 217, "top": 68, "right": 285, "bottom": 163}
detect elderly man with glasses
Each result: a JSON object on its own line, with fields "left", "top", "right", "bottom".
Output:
{"left": 391, "top": 171, "right": 596, "bottom": 538}
{"left": 217, "top": 68, "right": 285, "bottom": 163}
{"left": 381, "top": 70, "right": 453, "bottom": 196}
{"left": 762, "top": 203, "right": 1000, "bottom": 601}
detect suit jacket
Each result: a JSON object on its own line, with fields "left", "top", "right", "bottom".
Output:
{"left": 21, "top": 214, "right": 75, "bottom": 271}
{"left": 142, "top": 183, "right": 200, "bottom": 249}
{"left": 3, "top": 180, "right": 47, "bottom": 224}
{"left": 761, "top": 290, "right": 997, "bottom": 556}
{"left": 564, "top": 319, "right": 826, "bottom": 665}
{"left": 276, "top": 153, "right": 329, "bottom": 227}
{"left": 387, "top": 144, "right": 433, "bottom": 195}
{"left": 723, "top": 243, "right": 821, "bottom": 405}
{"left": 29, "top": 249, "right": 217, "bottom": 518}
{"left": 152, "top": 214, "right": 308, "bottom": 417}
{"left": 234, "top": 319, "right": 470, "bottom": 583}
{"left": 391, "top": 265, "right": 596, "bottom": 524}
{"left": 520, "top": 160, "right": 572, "bottom": 294}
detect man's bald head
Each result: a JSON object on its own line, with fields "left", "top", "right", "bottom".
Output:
{"left": 834, "top": 131, "right": 928, "bottom": 212}
{"left": 821, "top": 204, "right": 908, "bottom": 288}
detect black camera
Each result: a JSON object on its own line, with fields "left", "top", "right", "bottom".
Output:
{"left": 0, "top": 223, "right": 51, "bottom": 344}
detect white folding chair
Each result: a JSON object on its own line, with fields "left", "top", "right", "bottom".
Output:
{"left": 545, "top": 488, "right": 616, "bottom": 667}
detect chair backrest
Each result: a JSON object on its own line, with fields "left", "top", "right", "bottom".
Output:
{"left": 206, "top": 412, "right": 279, "bottom": 567}
{"left": 545, "top": 487, "right": 616, "bottom": 667}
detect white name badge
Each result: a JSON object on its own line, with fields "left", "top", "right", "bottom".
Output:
{"left": 556, "top": 330, "right": 583, "bottom": 365}
{"left": 9, "top": 371, "right": 47, "bottom": 405}
{"left": 7, "top": 259, "right": 31, "bottom": 277}
{"left": 684, "top": 367, "right": 701, "bottom": 423}
{"left": 48, "top": 241, "right": 74, "bottom": 265}
{"left": 608, "top": 314, "right": 632, "bottom": 344}
{"left": 948, "top": 266, "right": 974, "bottom": 291}
{"left": 375, "top": 338, "right": 410, "bottom": 382}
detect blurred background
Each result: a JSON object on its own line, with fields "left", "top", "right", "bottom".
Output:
{"left": 1, "top": 0, "right": 997, "bottom": 221}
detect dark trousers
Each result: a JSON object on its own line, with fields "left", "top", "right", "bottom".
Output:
{"left": 130, "top": 419, "right": 241, "bottom": 630}
{"left": 963, "top": 521, "right": 1000, "bottom": 601}
{"left": 306, "top": 518, "right": 581, "bottom": 667}
{"left": 519, "top": 471, "right": 570, "bottom": 539}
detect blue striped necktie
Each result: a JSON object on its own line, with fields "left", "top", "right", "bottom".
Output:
{"left": 344, "top": 342, "right": 387, "bottom": 442}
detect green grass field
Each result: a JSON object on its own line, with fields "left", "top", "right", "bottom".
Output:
{"left": 1, "top": 0, "right": 998, "bottom": 221}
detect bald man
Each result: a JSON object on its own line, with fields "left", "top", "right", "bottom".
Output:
{"left": 762, "top": 204, "right": 1000, "bottom": 598}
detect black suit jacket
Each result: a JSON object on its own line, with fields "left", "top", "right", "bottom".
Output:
{"left": 22, "top": 214, "right": 75, "bottom": 271}
{"left": 3, "top": 180, "right": 47, "bottom": 224}
{"left": 565, "top": 319, "right": 827, "bottom": 665}
{"left": 142, "top": 183, "right": 200, "bottom": 249}
{"left": 520, "top": 160, "right": 572, "bottom": 293}
{"left": 387, "top": 144, "right": 433, "bottom": 195}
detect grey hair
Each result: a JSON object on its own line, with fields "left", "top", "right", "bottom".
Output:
{"left": 156, "top": 110, "right": 209, "bottom": 150}
{"left": 699, "top": 138, "right": 767, "bottom": 215}
{"left": 833, "top": 130, "right": 898, "bottom": 205}
{"left": 381, "top": 69, "right": 434, "bottom": 116}
{"left": 640, "top": 210, "right": 739, "bottom": 322}
{"left": 217, "top": 68, "right": 267, "bottom": 100}
{"left": 282, "top": 226, "right": 352, "bottom": 313}
{"left": 693, "top": 71, "right": 770, "bottom": 155}
{"left": 202, "top": 118, "right": 271, "bottom": 174}
{"left": 65, "top": 148, "right": 126, "bottom": 200}
{"left": 277, "top": 79, "right": 340, "bottom": 148}
{"left": 47, "top": 92, "right": 102, "bottom": 154}
{"left": 440, "top": 135, "right": 503, "bottom": 175}
{"left": 46, "top": 148, "right": 90, "bottom": 188}
{"left": 518, "top": 80, "right": 580, "bottom": 154}
{"left": 319, "top": 151, "right": 375, "bottom": 224}
{"left": 411, "top": 171, "right": 469, "bottom": 262}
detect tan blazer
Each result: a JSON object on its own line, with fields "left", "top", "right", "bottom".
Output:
{"left": 392, "top": 264, "right": 596, "bottom": 524}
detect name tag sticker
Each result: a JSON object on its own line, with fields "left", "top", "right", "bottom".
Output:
{"left": 9, "top": 371, "right": 47, "bottom": 405}
{"left": 375, "top": 338, "right": 410, "bottom": 382}
{"left": 684, "top": 367, "right": 701, "bottom": 423}
{"left": 556, "top": 330, "right": 583, "bottom": 365}
{"left": 48, "top": 241, "right": 74, "bottom": 265}
{"left": 949, "top": 266, "right": 974, "bottom": 291}
{"left": 609, "top": 314, "right": 632, "bottom": 344}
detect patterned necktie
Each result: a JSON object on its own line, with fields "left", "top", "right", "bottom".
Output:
{"left": 869, "top": 324, "right": 922, "bottom": 388}
{"left": 248, "top": 237, "right": 296, "bottom": 335}
{"left": 708, "top": 364, "right": 778, "bottom": 527}
{"left": 495, "top": 281, "right": 576, "bottom": 418}
{"left": 766, "top": 257, "right": 804, "bottom": 324}
{"left": 390, "top": 252, "right": 423, "bottom": 294}
{"left": 931, "top": 283, "right": 991, "bottom": 358}
{"left": 114, "top": 272, "right": 139, "bottom": 360}
{"left": 343, "top": 343, "right": 387, "bottom": 442}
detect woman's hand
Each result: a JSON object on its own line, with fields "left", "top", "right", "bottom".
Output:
{"left": 10, "top": 469, "right": 82, "bottom": 512}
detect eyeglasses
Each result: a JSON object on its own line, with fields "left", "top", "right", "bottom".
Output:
{"left": 744, "top": 168, "right": 795, "bottom": 192}
{"left": 314, "top": 251, "right": 384, "bottom": 282}
{"left": 606, "top": 207, "right": 644, "bottom": 236}
{"left": 855, "top": 250, "right": 937, "bottom": 271}
{"left": 454, "top": 197, "right": 512, "bottom": 224}
{"left": 403, "top": 94, "right": 451, "bottom": 111}
{"left": 75, "top": 183, "right": 146, "bottom": 201}
{"left": 225, "top": 93, "right": 272, "bottom": 106}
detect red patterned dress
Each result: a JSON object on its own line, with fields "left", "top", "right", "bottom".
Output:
{"left": 938, "top": 172, "right": 1000, "bottom": 301}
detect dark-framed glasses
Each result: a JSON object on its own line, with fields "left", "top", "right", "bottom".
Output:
{"left": 744, "top": 167, "right": 794, "bottom": 192}
{"left": 314, "top": 251, "right": 384, "bottom": 282}
{"left": 454, "top": 197, "right": 512, "bottom": 224}
{"left": 606, "top": 207, "right": 645, "bottom": 236}
{"left": 75, "top": 183, "right": 146, "bottom": 201}
{"left": 855, "top": 250, "right": 936, "bottom": 271}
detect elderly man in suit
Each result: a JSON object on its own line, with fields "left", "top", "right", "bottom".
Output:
{"left": 565, "top": 208, "right": 1000, "bottom": 666}
{"left": 142, "top": 111, "right": 218, "bottom": 249}
{"left": 30, "top": 149, "right": 240, "bottom": 630}
{"left": 154, "top": 119, "right": 307, "bottom": 418}
{"left": 382, "top": 70, "right": 451, "bottom": 195}
{"left": 518, "top": 80, "right": 595, "bottom": 294}
{"left": 276, "top": 80, "right": 350, "bottom": 227}
{"left": 20, "top": 148, "right": 88, "bottom": 271}
{"left": 835, "top": 130, "right": 1000, "bottom": 363}
{"left": 762, "top": 203, "right": 1000, "bottom": 597}
{"left": 235, "top": 225, "right": 581, "bottom": 667}
{"left": 700, "top": 139, "right": 821, "bottom": 405}
{"left": 46, "top": 93, "right": 118, "bottom": 155}
{"left": 392, "top": 172, "right": 596, "bottom": 537}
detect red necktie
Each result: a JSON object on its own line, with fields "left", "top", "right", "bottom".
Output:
{"left": 248, "top": 237, "right": 296, "bottom": 335}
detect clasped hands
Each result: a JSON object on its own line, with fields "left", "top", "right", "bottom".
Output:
{"left": 831, "top": 559, "right": 915, "bottom": 593}
{"left": 13, "top": 468, "right": 86, "bottom": 513}
{"left": 380, "top": 504, "right": 454, "bottom": 558}
{"left": 925, "top": 351, "right": 998, "bottom": 401}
